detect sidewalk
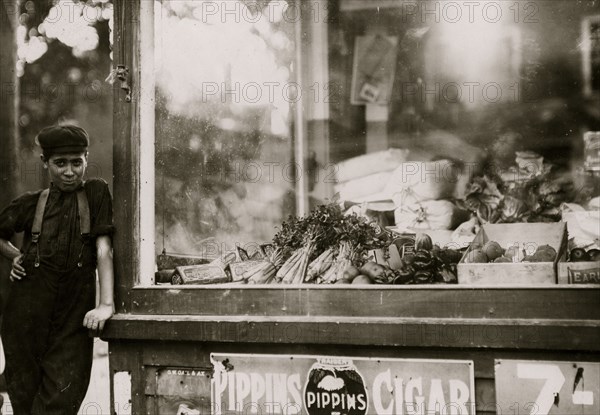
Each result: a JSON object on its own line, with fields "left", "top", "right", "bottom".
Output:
{"left": 1, "top": 340, "right": 110, "bottom": 414}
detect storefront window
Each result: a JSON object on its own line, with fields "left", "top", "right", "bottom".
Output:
{"left": 141, "top": 0, "right": 600, "bottom": 286}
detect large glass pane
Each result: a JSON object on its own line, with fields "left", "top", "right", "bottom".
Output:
{"left": 150, "top": 0, "right": 600, "bottom": 286}
{"left": 154, "top": 0, "right": 298, "bottom": 259}
{"left": 324, "top": 0, "right": 600, "bottom": 214}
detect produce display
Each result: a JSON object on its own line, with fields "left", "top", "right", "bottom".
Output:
{"left": 568, "top": 248, "right": 600, "bottom": 262}
{"left": 236, "top": 202, "right": 462, "bottom": 285}
{"left": 558, "top": 246, "right": 600, "bottom": 284}
{"left": 463, "top": 241, "right": 558, "bottom": 264}
{"left": 243, "top": 249, "right": 285, "bottom": 284}
{"left": 461, "top": 153, "right": 579, "bottom": 224}
{"left": 156, "top": 150, "right": 598, "bottom": 286}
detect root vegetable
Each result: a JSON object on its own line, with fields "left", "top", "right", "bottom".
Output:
{"left": 306, "top": 248, "right": 335, "bottom": 282}
{"left": 318, "top": 241, "right": 357, "bottom": 284}
{"left": 279, "top": 240, "right": 315, "bottom": 284}
{"left": 244, "top": 249, "right": 285, "bottom": 284}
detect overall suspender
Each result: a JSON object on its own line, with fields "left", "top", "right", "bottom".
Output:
{"left": 31, "top": 186, "right": 91, "bottom": 268}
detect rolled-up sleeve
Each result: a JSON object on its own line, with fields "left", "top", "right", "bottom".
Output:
{"left": 0, "top": 194, "right": 31, "bottom": 240}
{"left": 87, "top": 179, "right": 115, "bottom": 237}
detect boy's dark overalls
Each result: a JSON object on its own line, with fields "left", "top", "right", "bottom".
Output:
{"left": 0, "top": 179, "right": 112, "bottom": 414}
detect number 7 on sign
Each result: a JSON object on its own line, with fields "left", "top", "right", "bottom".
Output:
{"left": 517, "top": 363, "right": 565, "bottom": 415}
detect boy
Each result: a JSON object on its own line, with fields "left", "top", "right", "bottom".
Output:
{"left": 0, "top": 124, "right": 114, "bottom": 414}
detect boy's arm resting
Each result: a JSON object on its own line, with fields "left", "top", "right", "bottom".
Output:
{"left": 0, "top": 238, "right": 20, "bottom": 260}
{"left": 83, "top": 235, "right": 114, "bottom": 331}
{"left": 0, "top": 237, "right": 26, "bottom": 281}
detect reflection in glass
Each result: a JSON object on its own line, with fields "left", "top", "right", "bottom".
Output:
{"left": 154, "top": 0, "right": 297, "bottom": 256}
{"left": 152, "top": 0, "right": 600, "bottom": 261}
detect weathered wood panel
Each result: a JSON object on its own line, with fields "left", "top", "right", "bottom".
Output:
{"left": 102, "top": 314, "right": 600, "bottom": 351}
{"left": 113, "top": 0, "right": 139, "bottom": 314}
{"left": 127, "top": 286, "right": 600, "bottom": 320}
{"left": 108, "top": 341, "right": 145, "bottom": 415}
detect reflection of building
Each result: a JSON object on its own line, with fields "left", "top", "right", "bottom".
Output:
{"left": 583, "top": 15, "right": 600, "bottom": 97}
{"left": 154, "top": 0, "right": 600, "bottom": 243}
{"left": 153, "top": 1, "right": 297, "bottom": 256}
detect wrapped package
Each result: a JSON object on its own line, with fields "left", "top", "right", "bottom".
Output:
{"left": 334, "top": 171, "right": 393, "bottom": 202}
{"left": 562, "top": 209, "right": 600, "bottom": 250}
{"left": 394, "top": 200, "right": 469, "bottom": 231}
{"left": 383, "top": 160, "right": 460, "bottom": 206}
{"left": 400, "top": 129, "right": 485, "bottom": 199}
{"left": 335, "top": 148, "right": 410, "bottom": 183}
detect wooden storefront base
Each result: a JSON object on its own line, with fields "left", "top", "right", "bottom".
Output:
{"left": 105, "top": 4, "right": 600, "bottom": 411}
{"left": 107, "top": 341, "right": 599, "bottom": 415}
{"left": 103, "top": 286, "right": 600, "bottom": 414}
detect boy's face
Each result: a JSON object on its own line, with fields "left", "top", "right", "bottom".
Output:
{"left": 42, "top": 152, "right": 88, "bottom": 192}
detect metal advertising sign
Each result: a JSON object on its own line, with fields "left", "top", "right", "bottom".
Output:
{"left": 495, "top": 360, "right": 600, "bottom": 415}
{"left": 211, "top": 353, "right": 475, "bottom": 415}
{"left": 155, "top": 368, "right": 212, "bottom": 414}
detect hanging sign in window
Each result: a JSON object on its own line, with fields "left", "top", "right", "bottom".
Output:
{"left": 495, "top": 360, "right": 600, "bottom": 415}
{"left": 211, "top": 353, "right": 474, "bottom": 415}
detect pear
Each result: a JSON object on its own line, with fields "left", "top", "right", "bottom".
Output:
{"left": 532, "top": 250, "right": 556, "bottom": 262}
{"left": 587, "top": 249, "right": 600, "bottom": 261}
{"left": 483, "top": 241, "right": 505, "bottom": 261}
{"left": 465, "top": 248, "right": 488, "bottom": 263}
{"left": 493, "top": 256, "right": 512, "bottom": 263}
{"left": 570, "top": 248, "right": 589, "bottom": 262}
{"left": 504, "top": 246, "right": 522, "bottom": 261}
{"left": 352, "top": 275, "right": 374, "bottom": 284}
{"left": 536, "top": 244, "right": 556, "bottom": 253}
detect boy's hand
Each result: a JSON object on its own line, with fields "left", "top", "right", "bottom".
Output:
{"left": 83, "top": 304, "right": 114, "bottom": 331}
{"left": 9, "top": 254, "right": 26, "bottom": 282}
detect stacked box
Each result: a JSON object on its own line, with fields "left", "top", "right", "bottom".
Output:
{"left": 458, "top": 223, "right": 567, "bottom": 285}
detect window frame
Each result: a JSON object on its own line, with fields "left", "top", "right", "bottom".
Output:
{"left": 111, "top": 1, "right": 600, "bottom": 353}
{"left": 582, "top": 14, "right": 600, "bottom": 97}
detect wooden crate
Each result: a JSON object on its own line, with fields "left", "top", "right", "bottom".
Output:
{"left": 558, "top": 261, "right": 600, "bottom": 284}
{"left": 457, "top": 223, "right": 567, "bottom": 285}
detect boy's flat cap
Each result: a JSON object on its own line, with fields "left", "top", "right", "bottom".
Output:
{"left": 36, "top": 125, "right": 89, "bottom": 154}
